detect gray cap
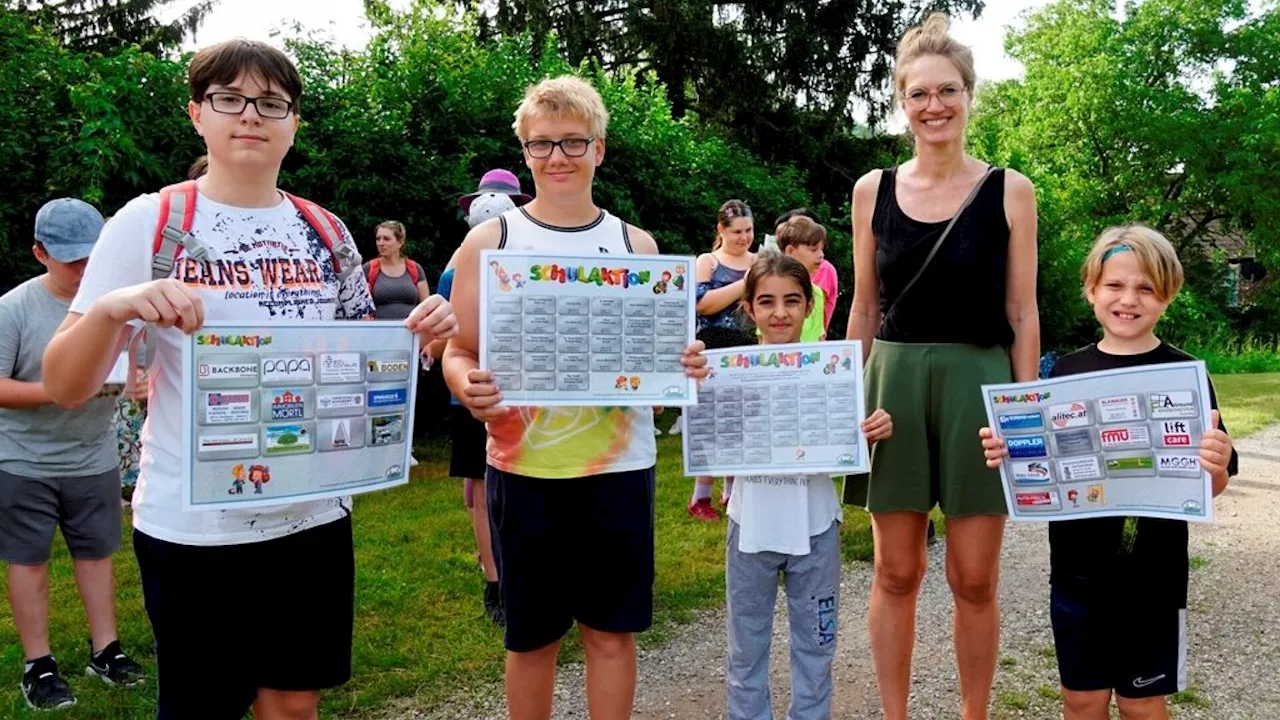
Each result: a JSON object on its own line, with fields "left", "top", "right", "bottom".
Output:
{"left": 34, "top": 198, "right": 105, "bottom": 263}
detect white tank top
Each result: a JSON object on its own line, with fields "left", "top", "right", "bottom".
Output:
{"left": 485, "top": 207, "right": 658, "bottom": 479}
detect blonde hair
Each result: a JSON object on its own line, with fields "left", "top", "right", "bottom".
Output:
{"left": 894, "top": 13, "right": 977, "bottom": 101}
{"left": 512, "top": 75, "right": 610, "bottom": 141}
{"left": 1081, "top": 224, "right": 1184, "bottom": 302}
{"left": 776, "top": 216, "right": 826, "bottom": 253}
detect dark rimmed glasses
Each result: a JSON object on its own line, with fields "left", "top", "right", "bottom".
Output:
{"left": 204, "top": 92, "right": 294, "bottom": 119}
{"left": 523, "top": 137, "right": 595, "bottom": 159}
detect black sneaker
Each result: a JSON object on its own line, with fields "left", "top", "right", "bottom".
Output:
{"left": 21, "top": 657, "right": 76, "bottom": 710}
{"left": 86, "top": 640, "right": 145, "bottom": 686}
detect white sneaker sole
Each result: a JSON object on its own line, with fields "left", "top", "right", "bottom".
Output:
{"left": 22, "top": 688, "right": 76, "bottom": 711}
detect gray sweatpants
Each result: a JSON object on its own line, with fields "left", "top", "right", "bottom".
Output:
{"left": 726, "top": 520, "right": 841, "bottom": 720}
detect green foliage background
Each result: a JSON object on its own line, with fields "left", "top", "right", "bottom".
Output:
{"left": 1, "top": 0, "right": 1276, "bottom": 363}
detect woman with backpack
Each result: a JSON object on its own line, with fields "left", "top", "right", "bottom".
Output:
{"left": 364, "top": 220, "right": 429, "bottom": 320}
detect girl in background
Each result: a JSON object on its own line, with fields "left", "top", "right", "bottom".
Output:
{"left": 689, "top": 200, "right": 757, "bottom": 520}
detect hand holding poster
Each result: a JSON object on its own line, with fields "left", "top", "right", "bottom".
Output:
{"left": 181, "top": 320, "right": 419, "bottom": 510}
{"left": 683, "top": 341, "right": 870, "bottom": 477}
{"left": 981, "top": 360, "right": 1214, "bottom": 522}
{"left": 479, "top": 250, "right": 697, "bottom": 406}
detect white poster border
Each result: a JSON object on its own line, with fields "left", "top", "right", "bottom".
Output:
{"left": 981, "top": 360, "right": 1214, "bottom": 523}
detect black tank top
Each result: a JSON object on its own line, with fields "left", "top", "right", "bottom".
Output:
{"left": 872, "top": 166, "right": 1013, "bottom": 347}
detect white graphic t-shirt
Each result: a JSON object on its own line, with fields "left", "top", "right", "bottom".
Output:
{"left": 727, "top": 473, "right": 842, "bottom": 555}
{"left": 71, "top": 190, "right": 375, "bottom": 546}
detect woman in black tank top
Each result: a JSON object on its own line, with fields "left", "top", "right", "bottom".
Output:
{"left": 843, "top": 14, "right": 1041, "bottom": 720}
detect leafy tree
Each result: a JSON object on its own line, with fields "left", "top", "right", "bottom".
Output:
{"left": 445, "top": 0, "right": 977, "bottom": 208}
{"left": 6, "top": 0, "right": 215, "bottom": 54}
{"left": 970, "top": 0, "right": 1280, "bottom": 351}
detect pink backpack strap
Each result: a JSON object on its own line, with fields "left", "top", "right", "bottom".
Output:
{"left": 366, "top": 259, "right": 381, "bottom": 294}
{"left": 406, "top": 260, "right": 420, "bottom": 285}
{"left": 282, "top": 192, "right": 343, "bottom": 274}
{"left": 151, "top": 181, "right": 198, "bottom": 279}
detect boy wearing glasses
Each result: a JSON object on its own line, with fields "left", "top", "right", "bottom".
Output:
{"left": 42, "top": 39, "right": 456, "bottom": 720}
{"left": 443, "top": 76, "right": 709, "bottom": 719}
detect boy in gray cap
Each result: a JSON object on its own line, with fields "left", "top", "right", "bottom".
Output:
{"left": 0, "top": 198, "right": 144, "bottom": 710}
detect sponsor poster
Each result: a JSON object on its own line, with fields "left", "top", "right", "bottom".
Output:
{"left": 479, "top": 250, "right": 697, "bottom": 406}
{"left": 181, "top": 320, "right": 419, "bottom": 510}
{"left": 682, "top": 341, "right": 871, "bottom": 476}
{"left": 981, "top": 360, "right": 1214, "bottom": 522}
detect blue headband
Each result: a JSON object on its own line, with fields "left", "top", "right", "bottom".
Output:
{"left": 1102, "top": 244, "right": 1132, "bottom": 262}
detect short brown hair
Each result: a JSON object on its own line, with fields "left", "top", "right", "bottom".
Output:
{"left": 894, "top": 13, "right": 976, "bottom": 101}
{"left": 775, "top": 216, "right": 826, "bottom": 253}
{"left": 1081, "top": 224, "right": 1184, "bottom": 303}
{"left": 188, "top": 39, "right": 303, "bottom": 108}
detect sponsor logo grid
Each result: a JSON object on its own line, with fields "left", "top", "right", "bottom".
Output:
{"left": 195, "top": 351, "right": 412, "bottom": 469}
{"left": 991, "top": 388, "right": 1205, "bottom": 516}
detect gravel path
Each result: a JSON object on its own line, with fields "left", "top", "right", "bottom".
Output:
{"left": 401, "top": 423, "right": 1280, "bottom": 719}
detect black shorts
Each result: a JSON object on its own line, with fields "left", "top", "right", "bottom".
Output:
{"left": 1050, "top": 584, "right": 1186, "bottom": 698}
{"left": 449, "top": 405, "right": 487, "bottom": 480}
{"left": 134, "top": 516, "right": 355, "bottom": 719}
{"left": 0, "top": 468, "right": 121, "bottom": 564}
{"left": 487, "top": 465, "right": 655, "bottom": 652}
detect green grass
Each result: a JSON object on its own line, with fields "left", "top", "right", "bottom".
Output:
{"left": 1171, "top": 686, "right": 1211, "bottom": 708}
{"left": 997, "top": 690, "right": 1030, "bottom": 710}
{"left": 0, "top": 423, "right": 916, "bottom": 719}
{"left": 1213, "top": 373, "right": 1280, "bottom": 439}
{"left": 4, "top": 372, "right": 1273, "bottom": 718}
{"left": 1189, "top": 555, "right": 1210, "bottom": 571}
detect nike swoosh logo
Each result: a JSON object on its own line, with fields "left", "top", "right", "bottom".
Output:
{"left": 1133, "top": 674, "right": 1166, "bottom": 688}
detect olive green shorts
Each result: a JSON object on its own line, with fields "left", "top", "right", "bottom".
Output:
{"left": 843, "top": 340, "right": 1012, "bottom": 517}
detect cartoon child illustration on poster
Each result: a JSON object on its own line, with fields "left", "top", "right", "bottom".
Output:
{"left": 489, "top": 260, "right": 512, "bottom": 292}
{"left": 629, "top": 376, "right": 641, "bottom": 391}
{"left": 228, "top": 464, "right": 246, "bottom": 495}
{"left": 653, "top": 270, "right": 673, "bottom": 294}
{"left": 248, "top": 464, "right": 271, "bottom": 495}
{"left": 823, "top": 355, "right": 840, "bottom": 375}
{"left": 841, "top": 348, "right": 853, "bottom": 372}
{"left": 512, "top": 272, "right": 525, "bottom": 289}
{"left": 616, "top": 376, "right": 628, "bottom": 390}
{"left": 1066, "top": 488, "right": 1080, "bottom": 508}
{"left": 673, "top": 264, "right": 686, "bottom": 291}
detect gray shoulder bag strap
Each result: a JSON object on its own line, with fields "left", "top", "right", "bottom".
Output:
{"left": 883, "top": 165, "right": 997, "bottom": 322}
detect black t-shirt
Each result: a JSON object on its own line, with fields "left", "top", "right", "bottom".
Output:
{"left": 1047, "top": 343, "right": 1240, "bottom": 607}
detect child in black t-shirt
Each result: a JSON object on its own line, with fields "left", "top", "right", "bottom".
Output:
{"left": 979, "top": 224, "right": 1238, "bottom": 720}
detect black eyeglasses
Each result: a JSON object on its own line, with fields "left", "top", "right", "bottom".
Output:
{"left": 204, "top": 92, "right": 294, "bottom": 119}
{"left": 523, "top": 137, "right": 595, "bottom": 159}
